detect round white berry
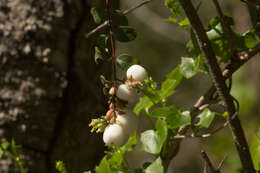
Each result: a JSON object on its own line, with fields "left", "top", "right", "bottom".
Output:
{"left": 116, "top": 84, "right": 138, "bottom": 104}
{"left": 116, "top": 111, "right": 138, "bottom": 135}
{"left": 103, "top": 124, "right": 126, "bottom": 146}
{"left": 127, "top": 65, "right": 147, "bottom": 82}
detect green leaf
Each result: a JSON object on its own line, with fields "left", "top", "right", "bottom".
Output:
{"left": 244, "top": 30, "right": 259, "bottom": 49}
{"left": 114, "top": 26, "right": 137, "bottom": 42}
{"left": 94, "top": 46, "right": 104, "bottom": 64}
{"left": 0, "top": 142, "right": 9, "bottom": 160}
{"left": 207, "top": 16, "right": 234, "bottom": 32}
{"left": 91, "top": 8, "right": 105, "bottom": 24}
{"left": 97, "top": 34, "right": 109, "bottom": 49}
{"left": 134, "top": 80, "right": 161, "bottom": 115}
{"left": 195, "top": 108, "right": 215, "bottom": 128}
{"left": 180, "top": 57, "right": 198, "bottom": 79}
{"left": 206, "top": 23, "right": 223, "bottom": 40}
{"left": 116, "top": 54, "right": 135, "bottom": 70}
{"left": 178, "top": 18, "right": 190, "bottom": 28}
{"left": 151, "top": 106, "right": 191, "bottom": 129}
{"left": 11, "top": 139, "right": 21, "bottom": 156}
{"left": 134, "top": 96, "right": 154, "bottom": 115}
{"left": 165, "top": 0, "right": 182, "bottom": 17}
{"left": 96, "top": 157, "right": 113, "bottom": 173}
{"left": 206, "top": 16, "right": 236, "bottom": 62}
{"left": 166, "top": 17, "right": 178, "bottom": 23}
{"left": 1, "top": 142, "right": 9, "bottom": 150}
{"left": 145, "top": 77, "right": 158, "bottom": 90}
{"left": 151, "top": 105, "right": 179, "bottom": 117}
{"left": 111, "top": 10, "right": 128, "bottom": 26}
{"left": 250, "top": 128, "right": 260, "bottom": 171}
{"left": 0, "top": 148, "right": 3, "bottom": 159}
{"left": 160, "top": 66, "right": 183, "bottom": 99}
{"left": 56, "top": 161, "right": 68, "bottom": 173}
{"left": 108, "top": 132, "right": 138, "bottom": 170}
{"left": 187, "top": 29, "right": 201, "bottom": 56}
{"left": 134, "top": 67, "right": 182, "bottom": 115}
{"left": 140, "top": 87, "right": 161, "bottom": 104}
{"left": 141, "top": 120, "right": 167, "bottom": 154}
{"left": 145, "top": 157, "right": 164, "bottom": 173}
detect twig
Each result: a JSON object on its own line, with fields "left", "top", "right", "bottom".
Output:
{"left": 85, "top": 0, "right": 152, "bottom": 39}
{"left": 195, "top": 44, "right": 260, "bottom": 111}
{"left": 201, "top": 150, "right": 220, "bottom": 173}
{"left": 179, "top": 0, "right": 255, "bottom": 172}
{"left": 123, "top": 0, "right": 152, "bottom": 14}
{"left": 217, "top": 155, "right": 228, "bottom": 171}
{"left": 173, "top": 112, "right": 237, "bottom": 139}
{"left": 204, "top": 161, "right": 207, "bottom": 173}
{"left": 106, "top": 0, "right": 116, "bottom": 82}
{"left": 177, "top": 41, "right": 260, "bottom": 140}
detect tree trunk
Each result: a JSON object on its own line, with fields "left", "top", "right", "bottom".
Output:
{"left": 0, "top": 0, "right": 118, "bottom": 172}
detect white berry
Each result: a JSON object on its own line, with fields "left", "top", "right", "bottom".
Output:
{"left": 116, "top": 111, "right": 138, "bottom": 135}
{"left": 116, "top": 84, "right": 138, "bottom": 104}
{"left": 103, "top": 124, "right": 126, "bottom": 146}
{"left": 127, "top": 65, "right": 147, "bottom": 82}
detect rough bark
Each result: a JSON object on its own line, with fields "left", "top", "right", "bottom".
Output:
{"left": 0, "top": 0, "right": 118, "bottom": 172}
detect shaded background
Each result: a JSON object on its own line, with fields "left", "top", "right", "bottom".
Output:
{"left": 0, "top": 0, "right": 259, "bottom": 172}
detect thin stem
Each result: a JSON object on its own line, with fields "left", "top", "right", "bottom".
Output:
{"left": 201, "top": 150, "right": 221, "bottom": 173}
{"left": 106, "top": 0, "right": 117, "bottom": 83}
{"left": 174, "top": 113, "right": 237, "bottom": 139}
{"left": 217, "top": 155, "right": 228, "bottom": 171}
{"left": 179, "top": 0, "right": 255, "bottom": 172}
{"left": 85, "top": 0, "right": 153, "bottom": 39}
{"left": 3, "top": 149, "right": 25, "bottom": 173}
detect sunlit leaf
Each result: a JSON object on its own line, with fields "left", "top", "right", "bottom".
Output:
{"left": 160, "top": 66, "right": 183, "bottom": 99}
{"left": 134, "top": 96, "right": 153, "bottom": 115}
{"left": 141, "top": 120, "right": 167, "bottom": 154}
{"left": 96, "top": 157, "right": 113, "bottom": 173}
{"left": 151, "top": 106, "right": 191, "bottom": 129}
{"left": 250, "top": 128, "right": 260, "bottom": 171}
{"left": 0, "top": 148, "right": 3, "bottom": 159}
{"left": 145, "top": 157, "right": 164, "bottom": 173}
{"left": 108, "top": 132, "right": 138, "bottom": 170}
{"left": 1, "top": 142, "right": 9, "bottom": 150}
{"left": 180, "top": 57, "right": 198, "bottom": 79}
{"left": 165, "top": 0, "right": 182, "bottom": 17}
{"left": 56, "top": 161, "right": 68, "bottom": 173}
{"left": 244, "top": 30, "right": 259, "bottom": 49}
{"left": 195, "top": 108, "right": 215, "bottom": 128}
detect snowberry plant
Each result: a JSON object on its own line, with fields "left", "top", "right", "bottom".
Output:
{"left": 91, "top": 64, "right": 145, "bottom": 146}
{"left": 67, "top": 0, "right": 260, "bottom": 173}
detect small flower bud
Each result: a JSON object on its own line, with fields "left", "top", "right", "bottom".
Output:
{"left": 106, "top": 109, "right": 114, "bottom": 119}
{"left": 109, "top": 86, "right": 116, "bottom": 96}
{"left": 109, "top": 103, "right": 114, "bottom": 110}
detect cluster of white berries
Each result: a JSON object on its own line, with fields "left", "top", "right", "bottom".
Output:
{"left": 103, "top": 64, "right": 147, "bottom": 146}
